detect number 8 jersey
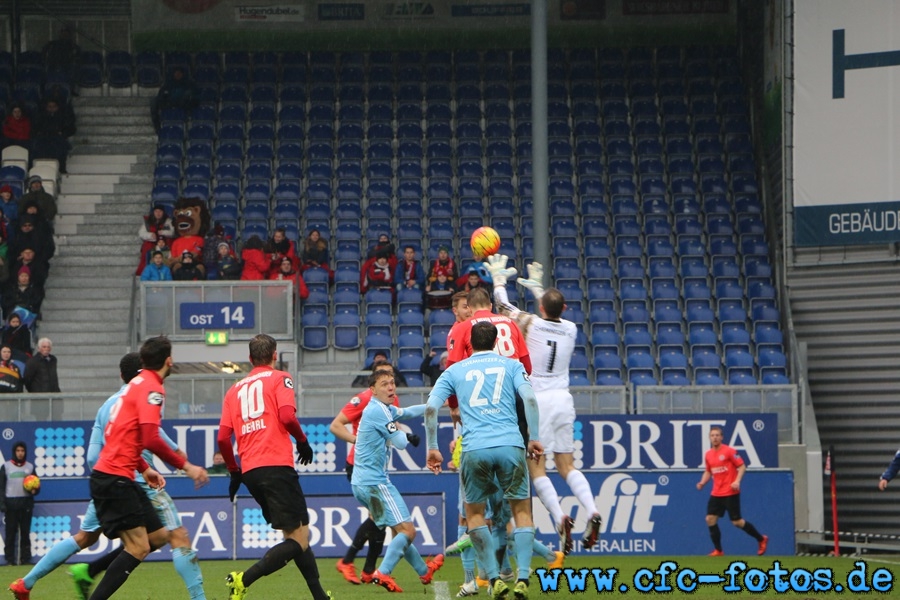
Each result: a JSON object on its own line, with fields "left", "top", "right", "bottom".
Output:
{"left": 219, "top": 365, "right": 297, "bottom": 472}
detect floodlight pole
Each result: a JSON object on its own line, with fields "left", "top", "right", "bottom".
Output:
{"left": 531, "top": 0, "right": 550, "bottom": 285}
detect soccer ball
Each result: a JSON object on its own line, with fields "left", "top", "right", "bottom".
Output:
{"left": 23, "top": 474, "right": 40, "bottom": 493}
{"left": 470, "top": 226, "right": 501, "bottom": 260}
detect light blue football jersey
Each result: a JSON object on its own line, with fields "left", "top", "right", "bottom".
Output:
{"left": 429, "top": 350, "right": 530, "bottom": 452}
{"left": 351, "top": 401, "right": 407, "bottom": 486}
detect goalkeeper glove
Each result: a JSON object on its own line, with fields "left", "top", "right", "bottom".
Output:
{"left": 407, "top": 433, "right": 421, "bottom": 447}
{"left": 485, "top": 254, "right": 517, "bottom": 287}
{"left": 517, "top": 262, "right": 545, "bottom": 298}
{"left": 228, "top": 470, "right": 242, "bottom": 502}
{"left": 296, "top": 440, "right": 314, "bottom": 465}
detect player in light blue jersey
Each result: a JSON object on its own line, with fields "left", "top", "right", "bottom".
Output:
{"left": 350, "top": 370, "right": 444, "bottom": 593}
{"left": 425, "top": 322, "right": 543, "bottom": 600}
{"left": 7, "top": 353, "right": 206, "bottom": 600}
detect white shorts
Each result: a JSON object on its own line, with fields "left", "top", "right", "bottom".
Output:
{"left": 536, "top": 388, "right": 575, "bottom": 455}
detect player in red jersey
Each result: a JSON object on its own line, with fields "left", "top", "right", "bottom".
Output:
{"left": 88, "top": 336, "right": 209, "bottom": 600}
{"left": 217, "top": 334, "right": 330, "bottom": 600}
{"left": 330, "top": 360, "right": 399, "bottom": 584}
{"left": 446, "top": 288, "right": 531, "bottom": 374}
{"left": 696, "top": 425, "right": 768, "bottom": 556}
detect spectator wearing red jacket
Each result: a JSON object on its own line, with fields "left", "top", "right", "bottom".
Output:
{"left": 1, "top": 105, "right": 31, "bottom": 150}
{"left": 266, "top": 227, "right": 300, "bottom": 277}
{"left": 360, "top": 249, "right": 394, "bottom": 296}
{"left": 268, "top": 256, "right": 309, "bottom": 300}
{"left": 239, "top": 236, "right": 269, "bottom": 281}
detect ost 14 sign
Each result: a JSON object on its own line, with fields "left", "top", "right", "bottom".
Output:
{"left": 180, "top": 302, "right": 255, "bottom": 329}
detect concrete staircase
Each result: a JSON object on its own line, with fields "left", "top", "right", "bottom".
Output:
{"left": 39, "top": 96, "right": 156, "bottom": 392}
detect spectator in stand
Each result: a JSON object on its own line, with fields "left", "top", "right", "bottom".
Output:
{"left": 360, "top": 248, "right": 394, "bottom": 296}
{"left": 2, "top": 267, "right": 44, "bottom": 318}
{"left": 351, "top": 353, "right": 408, "bottom": 388}
{"left": 367, "top": 233, "right": 397, "bottom": 266}
{"left": 424, "top": 271, "right": 457, "bottom": 310}
{"left": 456, "top": 264, "right": 491, "bottom": 294}
{"left": 207, "top": 452, "right": 228, "bottom": 476}
{"left": 19, "top": 201, "right": 54, "bottom": 242}
{"left": 0, "top": 345, "right": 23, "bottom": 393}
{"left": 1, "top": 105, "right": 31, "bottom": 151}
{"left": 268, "top": 256, "right": 309, "bottom": 300}
{"left": 427, "top": 245, "right": 458, "bottom": 284}
{"left": 171, "top": 250, "right": 204, "bottom": 281}
{"left": 140, "top": 251, "right": 173, "bottom": 282}
{"left": 299, "top": 229, "right": 332, "bottom": 279}
{"left": 394, "top": 245, "right": 425, "bottom": 293}
{"left": 267, "top": 227, "right": 300, "bottom": 277}
{"left": 10, "top": 216, "right": 54, "bottom": 267}
{"left": 419, "top": 351, "right": 448, "bottom": 387}
{"left": 13, "top": 248, "right": 47, "bottom": 289}
{"left": 136, "top": 204, "right": 175, "bottom": 275}
{"left": 42, "top": 26, "right": 80, "bottom": 91}
{"left": 31, "top": 97, "right": 76, "bottom": 174}
{"left": 1, "top": 314, "right": 32, "bottom": 361}
{"left": 23, "top": 338, "right": 59, "bottom": 393}
{"left": 215, "top": 241, "right": 242, "bottom": 280}
{"left": 151, "top": 67, "right": 198, "bottom": 132}
{"left": 0, "top": 186, "right": 18, "bottom": 229}
{"left": 239, "top": 235, "right": 269, "bottom": 280}
{"left": 18, "top": 177, "right": 56, "bottom": 228}
{"left": 202, "top": 223, "right": 230, "bottom": 277}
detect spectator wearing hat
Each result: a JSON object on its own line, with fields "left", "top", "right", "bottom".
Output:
{"left": 2, "top": 266, "right": 44, "bottom": 318}
{"left": 239, "top": 235, "right": 269, "bottom": 281}
{"left": 427, "top": 245, "right": 458, "bottom": 283}
{"left": 9, "top": 216, "right": 54, "bottom": 272}
{"left": 12, "top": 248, "right": 47, "bottom": 289}
{"left": 137, "top": 204, "right": 175, "bottom": 275}
{"left": 140, "top": 250, "right": 173, "bottom": 281}
{"left": 215, "top": 241, "right": 242, "bottom": 280}
{"left": 151, "top": 66, "right": 198, "bottom": 132}
{"left": 202, "top": 223, "right": 231, "bottom": 277}
{"left": 360, "top": 248, "right": 394, "bottom": 296}
{"left": 420, "top": 350, "right": 448, "bottom": 386}
{"left": 18, "top": 177, "right": 56, "bottom": 226}
{"left": 268, "top": 255, "right": 310, "bottom": 299}
{"left": 172, "top": 250, "right": 204, "bottom": 280}
{"left": 0, "top": 185, "right": 18, "bottom": 230}
{"left": 1, "top": 104, "right": 31, "bottom": 151}
{"left": 367, "top": 232, "right": 397, "bottom": 264}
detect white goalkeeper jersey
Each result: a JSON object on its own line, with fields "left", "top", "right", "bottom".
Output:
{"left": 494, "top": 285, "right": 577, "bottom": 393}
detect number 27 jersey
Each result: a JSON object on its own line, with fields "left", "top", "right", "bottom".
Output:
{"left": 219, "top": 365, "right": 297, "bottom": 472}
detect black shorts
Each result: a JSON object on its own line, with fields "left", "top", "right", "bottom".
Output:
{"left": 345, "top": 463, "right": 353, "bottom": 482}
{"left": 707, "top": 494, "right": 742, "bottom": 520}
{"left": 243, "top": 466, "right": 309, "bottom": 531}
{"left": 90, "top": 471, "right": 163, "bottom": 539}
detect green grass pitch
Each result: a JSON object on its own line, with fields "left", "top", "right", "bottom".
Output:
{"left": 2, "top": 554, "right": 897, "bottom": 598}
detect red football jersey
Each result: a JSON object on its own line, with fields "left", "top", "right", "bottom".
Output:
{"left": 705, "top": 444, "right": 745, "bottom": 497}
{"left": 446, "top": 309, "right": 530, "bottom": 368}
{"left": 340, "top": 388, "right": 399, "bottom": 465}
{"left": 219, "top": 366, "right": 298, "bottom": 472}
{"left": 94, "top": 371, "right": 166, "bottom": 480}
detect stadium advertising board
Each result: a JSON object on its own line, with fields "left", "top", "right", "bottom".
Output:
{"left": 794, "top": 0, "right": 900, "bottom": 245}
{"left": 0, "top": 414, "right": 777, "bottom": 481}
{"left": 0, "top": 472, "right": 792, "bottom": 559}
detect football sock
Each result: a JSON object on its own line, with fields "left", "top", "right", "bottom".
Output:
{"left": 492, "top": 524, "right": 508, "bottom": 570}
{"left": 363, "top": 525, "right": 387, "bottom": 574}
{"left": 88, "top": 545, "right": 125, "bottom": 579}
{"left": 709, "top": 524, "right": 722, "bottom": 551}
{"left": 532, "top": 539, "right": 555, "bottom": 561}
{"left": 741, "top": 521, "right": 764, "bottom": 541}
{"left": 533, "top": 476, "right": 565, "bottom": 525}
{"left": 379, "top": 531, "right": 410, "bottom": 575}
{"left": 344, "top": 518, "right": 378, "bottom": 564}
{"left": 172, "top": 546, "right": 205, "bottom": 599}
{"left": 468, "top": 525, "right": 498, "bottom": 580}
{"left": 513, "top": 528, "right": 535, "bottom": 581}
{"left": 402, "top": 538, "right": 428, "bottom": 576}
{"left": 24, "top": 536, "right": 80, "bottom": 589}
{"left": 459, "top": 525, "right": 475, "bottom": 582}
{"left": 294, "top": 547, "right": 329, "bottom": 600}
{"left": 566, "top": 470, "right": 600, "bottom": 515}
{"left": 88, "top": 550, "right": 141, "bottom": 600}
{"left": 243, "top": 538, "right": 303, "bottom": 588}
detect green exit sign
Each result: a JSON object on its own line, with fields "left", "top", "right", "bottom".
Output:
{"left": 205, "top": 331, "right": 229, "bottom": 345}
